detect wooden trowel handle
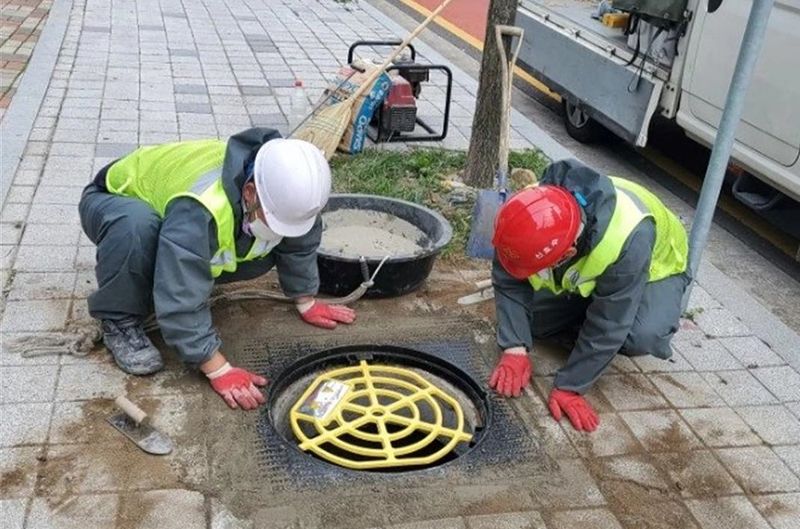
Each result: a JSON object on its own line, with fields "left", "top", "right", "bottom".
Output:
{"left": 115, "top": 395, "right": 147, "bottom": 425}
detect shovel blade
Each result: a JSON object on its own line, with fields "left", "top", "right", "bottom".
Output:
{"left": 466, "top": 189, "right": 505, "bottom": 259}
{"left": 107, "top": 413, "right": 174, "bottom": 455}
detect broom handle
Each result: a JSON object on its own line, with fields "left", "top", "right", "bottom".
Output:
{"left": 349, "top": 0, "right": 455, "bottom": 102}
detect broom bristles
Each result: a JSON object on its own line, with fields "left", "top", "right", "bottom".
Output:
{"left": 292, "top": 100, "right": 355, "bottom": 160}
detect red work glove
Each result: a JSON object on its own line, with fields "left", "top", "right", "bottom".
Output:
{"left": 548, "top": 388, "right": 599, "bottom": 432}
{"left": 206, "top": 362, "right": 268, "bottom": 410}
{"left": 298, "top": 300, "right": 356, "bottom": 329}
{"left": 489, "top": 349, "right": 532, "bottom": 397}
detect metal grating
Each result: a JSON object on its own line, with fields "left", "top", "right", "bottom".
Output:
{"left": 237, "top": 319, "right": 545, "bottom": 493}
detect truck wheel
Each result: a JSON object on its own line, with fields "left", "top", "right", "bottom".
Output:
{"left": 563, "top": 99, "right": 602, "bottom": 143}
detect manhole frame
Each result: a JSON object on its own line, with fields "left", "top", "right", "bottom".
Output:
{"left": 266, "top": 344, "right": 494, "bottom": 474}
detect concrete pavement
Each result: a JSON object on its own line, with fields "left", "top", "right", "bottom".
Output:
{"left": 1, "top": 0, "right": 800, "bottom": 528}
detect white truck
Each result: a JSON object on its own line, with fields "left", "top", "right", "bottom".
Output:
{"left": 514, "top": 0, "right": 800, "bottom": 218}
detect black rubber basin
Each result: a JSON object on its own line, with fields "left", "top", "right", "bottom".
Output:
{"left": 317, "top": 194, "right": 452, "bottom": 298}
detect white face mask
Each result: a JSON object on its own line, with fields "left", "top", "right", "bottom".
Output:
{"left": 243, "top": 190, "right": 282, "bottom": 243}
{"left": 246, "top": 218, "right": 283, "bottom": 255}
{"left": 248, "top": 218, "right": 281, "bottom": 243}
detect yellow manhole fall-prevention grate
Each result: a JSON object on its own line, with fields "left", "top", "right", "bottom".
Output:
{"left": 289, "top": 360, "right": 474, "bottom": 470}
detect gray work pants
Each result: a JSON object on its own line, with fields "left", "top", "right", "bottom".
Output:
{"left": 78, "top": 183, "right": 274, "bottom": 321}
{"left": 530, "top": 273, "right": 690, "bottom": 359}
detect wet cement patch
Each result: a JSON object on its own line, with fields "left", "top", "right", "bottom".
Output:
{"left": 199, "top": 291, "right": 567, "bottom": 527}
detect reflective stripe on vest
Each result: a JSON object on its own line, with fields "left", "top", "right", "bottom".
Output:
{"left": 105, "top": 139, "right": 274, "bottom": 278}
{"left": 528, "top": 178, "right": 688, "bottom": 297}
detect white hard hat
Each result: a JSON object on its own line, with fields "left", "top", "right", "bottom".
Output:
{"left": 252, "top": 138, "right": 331, "bottom": 237}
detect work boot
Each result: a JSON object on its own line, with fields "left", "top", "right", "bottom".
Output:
{"left": 101, "top": 317, "right": 164, "bottom": 375}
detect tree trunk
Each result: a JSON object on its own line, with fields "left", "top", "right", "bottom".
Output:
{"left": 464, "top": 0, "right": 518, "bottom": 188}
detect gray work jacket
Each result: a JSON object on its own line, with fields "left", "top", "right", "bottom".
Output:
{"left": 154, "top": 128, "right": 321, "bottom": 367}
{"left": 492, "top": 159, "right": 657, "bottom": 393}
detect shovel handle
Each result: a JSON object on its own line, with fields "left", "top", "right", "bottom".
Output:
{"left": 494, "top": 25, "right": 525, "bottom": 191}
{"left": 496, "top": 25, "right": 523, "bottom": 37}
{"left": 115, "top": 395, "right": 147, "bottom": 425}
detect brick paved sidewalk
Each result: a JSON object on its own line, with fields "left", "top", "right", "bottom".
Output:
{"left": 1, "top": 1, "right": 799, "bottom": 528}
{"left": 0, "top": 0, "right": 52, "bottom": 119}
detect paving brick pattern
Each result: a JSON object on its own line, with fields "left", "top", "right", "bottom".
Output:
{"left": 0, "top": 0, "right": 52, "bottom": 119}
{"left": 1, "top": 0, "right": 800, "bottom": 528}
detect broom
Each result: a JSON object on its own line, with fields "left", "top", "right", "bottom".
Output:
{"left": 292, "top": 0, "right": 455, "bottom": 159}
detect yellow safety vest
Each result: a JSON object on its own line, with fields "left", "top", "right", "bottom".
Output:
{"left": 105, "top": 139, "right": 272, "bottom": 277}
{"left": 529, "top": 177, "right": 688, "bottom": 297}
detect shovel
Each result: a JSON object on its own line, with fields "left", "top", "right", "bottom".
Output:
{"left": 107, "top": 395, "right": 174, "bottom": 455}
{"left": 466, "top": 25, "right": 525, "bottom": 259}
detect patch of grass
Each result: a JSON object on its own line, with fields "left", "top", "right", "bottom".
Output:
{"left": 331, "top": 149, "right": 465, "bottom": 201}
{"left": 330, "top": 147, "right": 549, "bottom": 260}
{"left": 509, "top": 149, "right": 550, "bottom": 178}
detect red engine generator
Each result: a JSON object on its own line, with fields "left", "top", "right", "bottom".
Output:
{"left": 347, "top": 41, "right": 453, "bottom": 143}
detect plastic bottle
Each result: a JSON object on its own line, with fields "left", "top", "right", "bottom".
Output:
{"left": 289, "top": 79, "right": 309, "bottom": 131}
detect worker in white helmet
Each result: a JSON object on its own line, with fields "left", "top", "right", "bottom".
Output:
{"left": 78, "top": 128, "right": 355, "bottom": 410}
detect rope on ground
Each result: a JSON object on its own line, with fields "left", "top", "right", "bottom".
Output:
{"left": 14, "top": 322, "right": 102, "bottom": 358}
{"left": 11, "top": 254, "right": 393, "bottom": 358}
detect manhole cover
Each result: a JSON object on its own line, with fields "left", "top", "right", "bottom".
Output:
{"left": 269, "top": 345, "right": 490, "bottom": 472}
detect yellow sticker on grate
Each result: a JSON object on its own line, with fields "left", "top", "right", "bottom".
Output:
{"left": 290, "top": 361, "right": 473, "bottom": 470}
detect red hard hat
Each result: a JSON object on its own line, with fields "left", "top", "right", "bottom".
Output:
{"left": 492, "top": 185, "right": 582, "bottom": 279}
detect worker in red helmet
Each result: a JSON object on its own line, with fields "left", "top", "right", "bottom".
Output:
{"left": 489, "top": 159, "right": 689, "bottom": 432}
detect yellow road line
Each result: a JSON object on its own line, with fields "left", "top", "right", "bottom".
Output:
{"left": 399, "top": 0, "right": 796, "bottom": 258}
{"left": 396, "top": 0, "right": 484, "bottom": 49}
{"left": 397, "top": 0, "right": 561, "bottom": 100}
{"left": 516, "top": 68, "right": 561, "bottom": 101}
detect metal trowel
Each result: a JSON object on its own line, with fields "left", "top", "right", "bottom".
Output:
{"left": 107, "top": 395, "right": 174, "bottom": 455}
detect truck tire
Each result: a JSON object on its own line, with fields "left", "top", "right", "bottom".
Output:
{"left": 563, "top": 99, "right": 602, "bottom": 143}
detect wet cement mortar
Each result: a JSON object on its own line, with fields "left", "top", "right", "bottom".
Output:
{"left": 320, "top": 209, "right": 430, "bottom": 258}
{"left": 5, "top": 265, "right": 759, "bottom": 528}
